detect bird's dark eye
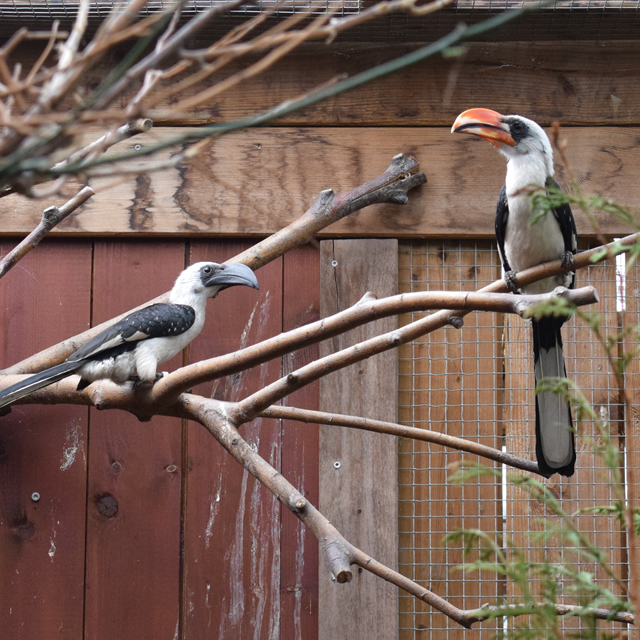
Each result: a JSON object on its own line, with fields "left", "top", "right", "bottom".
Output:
{"left": 202, "top": 265, "right": 214, "bottom": 276}
{"left": 511, "top": 121, "right": 524, "bottom": 133}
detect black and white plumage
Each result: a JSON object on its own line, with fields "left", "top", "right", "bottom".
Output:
{"left": 452, "top": 108, "right": 577, "bottom": 477}
{"left": 0, "top": 261, "right": 259, "bottom": 409}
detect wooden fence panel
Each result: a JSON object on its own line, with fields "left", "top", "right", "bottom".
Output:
{"left": 0, "top": 240, "right": 92, "bottom": 639}
{"left": 280, "top": 244, "right": 321, "bottom": 640}
{"left": 84, "top": 240, "right": 186, "bottom": 640}
{"left": 183, "top": 240, "right": 284, "bottom": 639}
{"left": 319, "top": 239, "right": 399, "bottom": 640}
{"left": 69, "top": 42, "right": 640, "bottom": 127}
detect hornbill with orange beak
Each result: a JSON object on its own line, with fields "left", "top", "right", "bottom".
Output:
{"left": 452, "top": 108, "right": 577, "bottom": 477}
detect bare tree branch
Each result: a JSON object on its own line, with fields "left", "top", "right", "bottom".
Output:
{"left": 259, "top": 405, "right": 542, "bottom": 474}
{"left": 184, "top": 395, "right": 471, "bottom": 625}
{"left": 461, "top": 603, "right": 635, "bottom": 627}
{"left": 231, "top": 286, "right": 599, "bottom": 424}
{"left": 90, "top": 0, "right": 248, "bottom": 112}
{"left": 0, "top": 186, "right": 95, "bottom": 279}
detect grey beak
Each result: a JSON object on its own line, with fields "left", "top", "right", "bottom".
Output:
{"left": 205, "top": 262, "right": 259, "bottom": 290}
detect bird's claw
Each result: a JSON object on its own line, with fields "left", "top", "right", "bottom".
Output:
{"left": 504, "top": 270, "right": 521, "bottom": 293}
{"left": 561, "top": 251, "right": 575, "bottom": 273}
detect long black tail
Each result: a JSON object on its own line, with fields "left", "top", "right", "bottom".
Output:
{"left": 0, "top": 361, "right": 81, "bottom": 410}
{"left": 532, "top": 316, "right": 576, "bottom": 477}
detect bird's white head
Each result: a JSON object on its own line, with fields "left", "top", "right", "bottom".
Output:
{"left": 451, "top": 108, "right": 554, "bottom": 177}
{"left": 169, "top": 262, "right": 259, "bottom": 306}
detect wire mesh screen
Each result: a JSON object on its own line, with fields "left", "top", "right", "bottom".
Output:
{"left": 1, "top": 0, "right": 639, "bottom": 40}
{"left": 398, "top": 240, "right": 638, "bottom": 638}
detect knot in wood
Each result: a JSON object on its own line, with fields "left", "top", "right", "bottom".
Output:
{"left": 97, "top": 494, "right": 118, "bottom": 518}
{"left": 42, "top": 205, "right": 60, "bottom": 227}
{"left": 387, "top": 193, "right": 408, "bottom": 205}
{"left": 289, "top": 496, "right": 307, "bottom": 512}
{"left": 287, "top": 373, "right": 298, "bottom": 385}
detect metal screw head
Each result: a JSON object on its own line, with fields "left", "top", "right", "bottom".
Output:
{"left": 31, "top": 492, "right": 40, "bottom": 502}
{"left": 333, "top": 461, "right": 341, "bottom": 469}
{"left": 331, "top": 260, "right": 338, "bottom": 267}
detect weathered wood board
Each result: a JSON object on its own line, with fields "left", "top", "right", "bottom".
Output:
{"left": 280, "top": 243, "right": 321, "bottom": 640}
{"left": 84, "top": 241, "right": 185, "bottom": 640}
{"left": 319, "top": 239, "right": 398, "bottom": 640}
{"left": 2, "top": 127, "right": 638, "bottom": 239}
{"left": 0, "top": 240, "right": 92, "bottom": 639}
{"left": 54, "top": 41, "right": 640, "bottom": 127}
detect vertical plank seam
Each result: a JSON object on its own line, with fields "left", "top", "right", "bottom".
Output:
{"left": 279, "top": 248, "right": 286, "bottom": 636}
{"left": 81, "top": 239, "right": 96, "bottom": 640}
{"left": 178, "top": 240, "right": 191, "bottom": 640}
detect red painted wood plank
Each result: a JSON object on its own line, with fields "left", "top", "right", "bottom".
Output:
{"left": 280, "top": 244, "right": 320, "bottom": 640}
{"left": 83, "top": 240, "right": 186, "bottom": 640}
{"left": 0, "top": 240, "right": 92, "bottom": 638}
{"left": 184, "top": 240, "right": 283, "bottom": 639}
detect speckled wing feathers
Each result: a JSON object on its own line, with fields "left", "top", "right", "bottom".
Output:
{"left": 69, "top": 303, "right": 196, "bottom": 362}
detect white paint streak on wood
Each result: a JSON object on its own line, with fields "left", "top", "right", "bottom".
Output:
{"left": 204, "top": 472, "right": 223, "bottom": 550}
{"left": 48, "top": 539, "right": 56, "bottom": 561}
{"left": 60, "top": 420, "right": 85, "bottom": 471}
{"left": 267, "top": 438, "right": 281, "bottom": 640}
{"left": 229, "top": 468, "right": 249, "bottom": 627}
{"left": 294, "top": 448, "right": 306, "bottom": 640}
{"left": 239, "top": 298, "right": 261, "bottom": 350}
{"left": 250, "top": 458, "right": 267, "bottom": 640}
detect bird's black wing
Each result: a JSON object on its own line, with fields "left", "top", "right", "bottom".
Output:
{"left": 495, "top": 184, "right": 512, "bottom": 273}
{"left": 546, "top": 177, "right": 577, "bottom": 288}
{"left": 68, "top": 303, "right": 196, "bottom": 363}
{"left": 546, "top": 177, "right": 577, "bottom": 254}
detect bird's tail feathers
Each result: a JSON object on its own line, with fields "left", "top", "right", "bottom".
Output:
{"left": 532, "top": 317, "right": 576, "bottom": 477}
{"left": 0, "top": 361, "right": 81, "bottom": 409}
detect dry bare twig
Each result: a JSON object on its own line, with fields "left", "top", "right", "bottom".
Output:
{"left": 0, "top": 186, "right": 94, "bottom": 279}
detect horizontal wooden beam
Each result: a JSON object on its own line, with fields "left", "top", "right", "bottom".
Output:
{"left": 3, "top": 126, "right": 638, "bottom": 239}
{"left": 62, "top": 40, "right": 640, "bottom": 127}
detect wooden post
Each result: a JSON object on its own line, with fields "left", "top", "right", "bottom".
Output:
{"left": 319, "top": 239, "right": 399, "bottom": 640}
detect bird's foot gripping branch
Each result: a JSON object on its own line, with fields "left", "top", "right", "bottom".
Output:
{"left": 0, "top": 156, "right": 635, "bottom": 629}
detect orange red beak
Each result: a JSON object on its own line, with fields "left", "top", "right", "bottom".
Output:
{"left": 451, "top": 108, "right": 517, "bottom": 148}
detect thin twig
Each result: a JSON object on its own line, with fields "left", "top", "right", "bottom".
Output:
{"left": 89, "top": 0, "right": 248, "bottom": 112}
{"left": 54, "top": 7, "right": 531, "bottom": 176}
{"left": 0, "top": 186, "right": 95, "bottom": 279}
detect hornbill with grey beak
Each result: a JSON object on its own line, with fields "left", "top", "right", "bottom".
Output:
{"left": 0, "top": 261, "right": 259, "bottom": 409}
{"left": 452, "top": 108, "right": 577, "bottom": 477}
